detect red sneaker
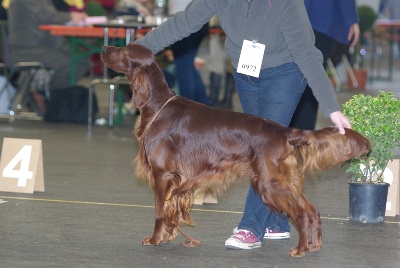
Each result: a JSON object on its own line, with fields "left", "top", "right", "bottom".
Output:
{"left": 225, "top": 229, "right": 262, "bottom": 249}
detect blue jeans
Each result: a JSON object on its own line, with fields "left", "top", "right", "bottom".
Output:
{"left": 233, "top": 62, "right": 307, "bottom": 242}
{"left": 171, "top": 24, "right": 210, "bottom": 105}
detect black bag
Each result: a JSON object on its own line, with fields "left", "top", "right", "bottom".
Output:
{"left": 44, "top": 85, "right": 98, "bottom": 124}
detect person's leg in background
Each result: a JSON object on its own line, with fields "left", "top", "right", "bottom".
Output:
{"left": 171, "top": 23, "right": 210, "bottom": 105}
{"left": 289, "top": 31, "right": 336, "bottom": 130}
{"left": 225, "top": 62, "right": 307, "bottom": 249}
{"left": 220, "top": 60, "right": 235, "bottom": 110}
{"left": 209, "top": 71, "right": 222, "bottom": 106}
{"left": 207, "top": 23, "right": 226, "bottom": 107}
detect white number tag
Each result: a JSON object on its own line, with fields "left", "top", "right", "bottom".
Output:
{"left": 237, "top": 40, "right": 265, "bottom": 78}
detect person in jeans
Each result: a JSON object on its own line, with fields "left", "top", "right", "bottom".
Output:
{"left": 135, "top": 0, "right": 351, "bottom": 249}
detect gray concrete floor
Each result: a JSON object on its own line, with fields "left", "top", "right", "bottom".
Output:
{"left": 1, "top": 53, "right": 400, "bottom": 267}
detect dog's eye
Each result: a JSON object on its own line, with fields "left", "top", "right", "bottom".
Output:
{"left": 121, "top": 48, "right": 128, "bottom": 59}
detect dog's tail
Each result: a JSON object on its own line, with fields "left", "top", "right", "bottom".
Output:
{"left": 287, "top": 127, "right": 370, "bottom": 174}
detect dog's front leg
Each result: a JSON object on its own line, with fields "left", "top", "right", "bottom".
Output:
{"left": 142, "top": 177, "right": 171, "bottom": 246}
{"left": 288, "top": 207, "right": 310, "bottom": 257}
{"left": 301, "top": 195, "right": 322, "bottom": 252}
{"left": 142, "top": 218, "right": 166, "bottom": 245}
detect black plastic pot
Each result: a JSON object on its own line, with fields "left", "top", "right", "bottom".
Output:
{"left": 348, "top": 182, "right": 389, "bottom": 223}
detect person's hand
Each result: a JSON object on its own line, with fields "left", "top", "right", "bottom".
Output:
{"left": 70, "top": 12, "right": 88, "bottom": 24}
{"left": 329, "top": 111, "right": 351, "bottom": 134}
{"left": 348, "top": 23, "right": 360, "bottom": 47}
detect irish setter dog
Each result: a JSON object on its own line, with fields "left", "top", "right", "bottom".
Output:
{"left": 101, "top": 43, "right": 370, "bottom": 257}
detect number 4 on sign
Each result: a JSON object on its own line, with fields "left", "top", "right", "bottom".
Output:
{"left": 0, "top": 138, "right": 45, "bottom": 193}
{"left": 3, "top": 145, "right": 33, "bottom": 187}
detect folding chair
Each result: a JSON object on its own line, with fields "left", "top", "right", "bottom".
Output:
{"left": 1, "top": 20, "right": 53, "bottom": 119}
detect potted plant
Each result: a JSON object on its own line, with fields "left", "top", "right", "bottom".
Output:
{"left": 342, "top": 91, "right": 400, "bottom": 223}
{"left": 348, "top": 5, "right": 377, "bottom": 89}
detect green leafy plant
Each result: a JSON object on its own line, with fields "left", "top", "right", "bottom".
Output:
{"left": 342, "top": 91, "right": 400, "bottom": 183}
{"left": 358, "top": 5, "right": 377, "bottom": 37}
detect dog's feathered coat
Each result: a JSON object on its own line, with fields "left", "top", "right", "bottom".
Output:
{"left": 101, "top": 43, "right": 370, "bottom": 257}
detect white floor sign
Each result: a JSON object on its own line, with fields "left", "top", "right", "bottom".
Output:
{"left": 0, "top": 138, "right": 44, "bottom": 193}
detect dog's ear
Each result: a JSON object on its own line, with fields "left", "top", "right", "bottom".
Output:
{"left": 130, "top": 67, "right": 149, "bottom": 108}
{"left": 124, "top": 44, "right": 156, "bottom": 108}
{"left": 125, "top": 44, "right": 155, "bottom": 68}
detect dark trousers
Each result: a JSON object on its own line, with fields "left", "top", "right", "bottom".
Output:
{"left": 289, "top": 31, "right": 336, "bottom": 130}
{"left": 171, "top": 24, "right": 210, "bottom": 105}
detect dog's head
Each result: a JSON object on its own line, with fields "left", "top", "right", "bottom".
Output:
{"left": 101, "top": 44, "right": 158, "bottom": 108}
{"left": 315, "top": 127, "right": 371, "bottom": 159}
{"left": 101, "top": 43, "right": 154, "bottom": 75}
{"left": 288, "top": 126, "right": 371, "bottom": 173}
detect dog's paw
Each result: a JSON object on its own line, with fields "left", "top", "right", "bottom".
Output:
{"left": 288, "top": 246, "right": 306, "bottom": 258}
{"left": 141, "top": 236, "right": 162, "bottom": 246}
{"left": 308, "top": 242, "right": 322, "bottom": 252}
{"left": 180, "top": 238, "right": 201, "bottom": 248}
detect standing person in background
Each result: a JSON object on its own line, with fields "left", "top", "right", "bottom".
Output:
{"left": 208, "top": 16, "right": 226, "bottom": 107}
{"left": 7, "top": 0, "right": 89, "bottom": 114}
{"left": 135, "top": 0, "right": 351, "bottom": 250}
{"left": 0, "top": 0, "right": 8, "bottom": 19}
{"left": 379, "top": 0, "right": 390, "bottom": 17}
{"left": 62, "top": 0, "right": 86, "bottom": 12}
{"left": 90, "top": 0, "right": 116, "bottom": 14}
{"left": 381, "top": 0, "right": 400, "bottom": 52}
{"left": 208, "top": 16, "right": 236, "bottom": 110}
{"left": 289, "top": 0, "right": 359, "bottom": 130}
{"left": 113, "top": 0, "right": 153, "bottom": 17}
{"left": 168, "top": 0, "right": 210, "bottom": 105}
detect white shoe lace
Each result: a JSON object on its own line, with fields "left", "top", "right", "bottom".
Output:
{"left": 232, "top": 229, "right": 252, "bottom": 241}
